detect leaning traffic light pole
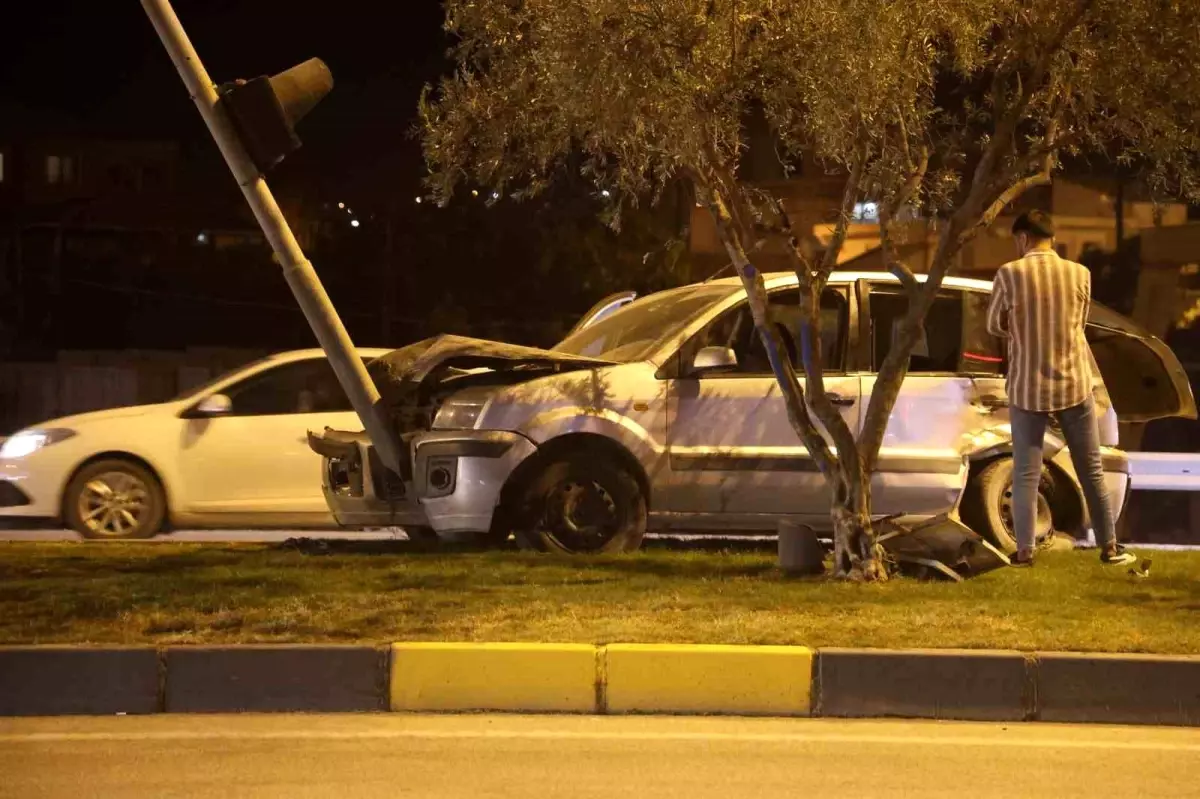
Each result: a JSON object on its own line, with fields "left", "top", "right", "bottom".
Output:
{"left": 139, "top": 0, "right": 403, "bottom": 474}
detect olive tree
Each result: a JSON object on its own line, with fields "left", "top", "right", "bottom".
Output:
{"left": 420, "top": 0, "right": 1200, "bottom": 579}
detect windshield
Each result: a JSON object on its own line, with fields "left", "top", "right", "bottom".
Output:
{"left": 554, "top": 285, "right": 734, "bottom": 362}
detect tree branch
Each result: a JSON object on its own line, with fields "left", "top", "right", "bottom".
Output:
{"left": 962, "top": 0, "right": 1095, "bottom": 218}
{"left": 897, "top": 109, "right": 915, "bottom": 175}
{"left": 882, "top": 144, "right": 929, "bottom": 220}
{"left": 974, "top": 92, "right": 1068, "bottom": 233}
{"left": 692, "top": 173, "right": 844, "bottom": 488}
{"left": 880, "top": 220, "right": 921, "bottom": 298}
{"left": 818, "top": 138, "right": 868, "bottom": 276}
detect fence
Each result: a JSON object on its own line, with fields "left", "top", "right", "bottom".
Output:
{"left": 0, "top": 349, "right": 263, "bottom": 435}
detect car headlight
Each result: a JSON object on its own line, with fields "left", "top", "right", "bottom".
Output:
{"left": 0, "top": 428, "right": 77, "bottom": 460}
{"left": 431, "top": 399, "right": 486, "bottom": 431}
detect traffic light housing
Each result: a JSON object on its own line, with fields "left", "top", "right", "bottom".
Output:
{"left": 218, "top": 57, "right": 333, "bottom": 174}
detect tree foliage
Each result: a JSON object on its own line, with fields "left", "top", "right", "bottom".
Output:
{"left": 420, "top": 0, "right": 1200, "bottom": 578}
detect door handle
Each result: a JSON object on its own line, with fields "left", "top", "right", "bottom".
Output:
{"left": 826, "top": 393, "right": 855, "bottom": 407}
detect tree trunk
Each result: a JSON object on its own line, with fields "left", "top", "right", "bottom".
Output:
{"left": 697, "top": 177, "right": 886, "bottom": 581}
{"left": 831, "top": 464, "right": 884, "bottom": 581}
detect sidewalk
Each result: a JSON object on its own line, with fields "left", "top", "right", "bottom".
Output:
{"left": 3, "top": 643, "right": 1197, "bottom": 726}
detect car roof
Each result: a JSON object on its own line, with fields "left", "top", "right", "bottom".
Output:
{"left": 703, "top": 270, "right": 994, "bottom": 292}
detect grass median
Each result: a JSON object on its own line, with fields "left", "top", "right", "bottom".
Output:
{"left": 1, "top": 539, "right": 1197, "bottom": 654}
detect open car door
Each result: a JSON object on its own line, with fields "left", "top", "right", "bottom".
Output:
{"left": 564, "top": 291, "right": 638, "bottom": 338}
{"left": 1086, "top": 303, "right": 1198, "bottom": 423}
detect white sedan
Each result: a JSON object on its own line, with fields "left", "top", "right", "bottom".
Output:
{"left": 0, "top": 348, "right": 388, "bottom": 539}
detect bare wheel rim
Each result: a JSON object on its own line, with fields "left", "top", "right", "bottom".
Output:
{"left": 542, "top": 479, "right": 619, "bottom": 552}
{"left": 999, "top": 476, "right": 1052, "bottom": 539}
{"left": 77, "top": 471, "right": 151, "bottom": 537}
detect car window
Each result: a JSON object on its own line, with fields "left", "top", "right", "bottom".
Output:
{"left": 223, "top": 358, "right": 354, "bottom": 416}
{"left": 692, "top": 286, "right": 848, "bottom": 375}
{"left": 870, "top": 288, "right": 963, "bottom": 373}
{"left": 961, "top": 290, "right": 1006, "bottom": 375}
{"left": 170, "top": 356, "right": 276, "bottom": 402}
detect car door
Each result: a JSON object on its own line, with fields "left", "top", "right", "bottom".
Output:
{"left": 1085, "top": 303, "right": 1198, "bottom": 423}
{"left": 857, "top": 282, "right": 978, "bottom": 518}
{"left": 663, "top": 284, "right": 859, "bottom": 528}
{"left": 176, "top": 357, "right": 361, "bottom": 515}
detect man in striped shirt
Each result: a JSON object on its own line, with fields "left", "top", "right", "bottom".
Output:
{"left": 986, "top": 210, "right": 1136, "bottom": 567}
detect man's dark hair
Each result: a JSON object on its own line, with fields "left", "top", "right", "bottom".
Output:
{"left": 1011, "top": 210, "right": 1055, "bottom": 239}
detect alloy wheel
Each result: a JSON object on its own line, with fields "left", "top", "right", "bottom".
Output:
{"left": 77, "top": 471, "right": 151, "bottom": 538}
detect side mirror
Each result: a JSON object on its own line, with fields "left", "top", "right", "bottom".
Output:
{"left": 692, "top": 346, "right": 738, "bottom": 373}
{"left": 194, "top": 393, "right": 233, "bottom": 417}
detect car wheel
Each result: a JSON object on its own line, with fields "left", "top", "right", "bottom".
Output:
{"left": 961, "top": 457, "right": 1053, "bottom": 554}
{"left": 63, "top": 459, "right": 166, "bottom": 541}
{"left": 513, "top": 454, "right": 646, "bottom": 554}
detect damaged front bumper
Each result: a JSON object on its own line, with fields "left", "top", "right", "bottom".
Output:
{"left": 308, "top": 427, "right": 537, "bottom": 533}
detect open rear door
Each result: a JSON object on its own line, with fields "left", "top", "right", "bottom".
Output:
{"left": 1086, "top": 303, "right": 1197, "bottom": 423}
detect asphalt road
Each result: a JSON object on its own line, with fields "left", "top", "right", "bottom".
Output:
{"left": 1, "top": 714, "right": 1197, "bottom": 798}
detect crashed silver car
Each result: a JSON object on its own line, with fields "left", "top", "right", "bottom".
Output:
{"left": 307, "top": 270, "right": 1197, "bottom": 554}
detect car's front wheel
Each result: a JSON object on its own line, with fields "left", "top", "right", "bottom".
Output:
{"left": 512, "top": 454, "right": 646, "bottom": 554}
{"left": 63, "top": 459, "right": 167, "bottom": 540}
{"left": 961, "top": 457, "right": 1053, "bottom": 554}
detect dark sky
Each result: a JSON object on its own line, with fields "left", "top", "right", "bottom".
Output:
{"left": 0, "top": 0, "right": 449, "bottom": 190}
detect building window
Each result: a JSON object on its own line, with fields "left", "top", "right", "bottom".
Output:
{"left": 45, "top": 154, "right": 79, "bottom": 185}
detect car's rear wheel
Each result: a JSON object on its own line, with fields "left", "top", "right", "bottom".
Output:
{"left": 64, "top": 459, "right": 166, "bottom": 540}
{"left": 961, "top": 457, "right": 1053, "bottom": 554}
{"left": 512, "top": 454, "right": 646, "bottom": 554}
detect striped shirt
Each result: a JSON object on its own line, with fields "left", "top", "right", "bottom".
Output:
{"left": 985, "top": 249, "right": 1095, "bottom": 412}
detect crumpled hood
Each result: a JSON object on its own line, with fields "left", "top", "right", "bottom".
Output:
{"left": 368, "top": 334, "right": 616, "bottom": 428}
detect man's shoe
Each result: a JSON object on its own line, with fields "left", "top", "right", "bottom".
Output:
{"left": 1010, "top": 549, "right": 1034, "bottom": 568}
{"left": 1100, "top": 544, "right": 1137, "bottom": 566}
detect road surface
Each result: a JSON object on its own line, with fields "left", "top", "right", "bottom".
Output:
{"left": 1, "top": 714, "right": 1196, "bottom": 798}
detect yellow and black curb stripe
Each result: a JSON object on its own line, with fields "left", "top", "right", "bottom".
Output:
{"left": 1, "top": 644, "right": 1197, "bottom": 726}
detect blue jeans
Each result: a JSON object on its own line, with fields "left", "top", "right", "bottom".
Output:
{"left": 1009, "top": 397, "right": 1115, "bottom": 553}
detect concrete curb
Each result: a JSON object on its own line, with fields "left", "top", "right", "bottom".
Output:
{"left": 165, "top": 645, "right": 389, "bottom": 713}
{"left": 1, "top": 644, "right": 1197, "bottom": 726}
{"left": 815, "top": 648, "right": 1033, "bottom": 722}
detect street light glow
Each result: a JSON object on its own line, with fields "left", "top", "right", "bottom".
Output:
{"left": 337, "top": 202, "right": 345, "bottom": 209}
{"left": 350, "top": 219, "right": 360, "bottom": 228}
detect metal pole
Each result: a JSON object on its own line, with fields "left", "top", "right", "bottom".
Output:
{"left": 139, "top": 0, "right": 402, "bottom": 474}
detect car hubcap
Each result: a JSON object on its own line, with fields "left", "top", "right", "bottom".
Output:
{"left": 78, "top": 472, "right": 150, "bottom": 537}
{"left": 544, "top": 480, "right": 618, "bottom": 552}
